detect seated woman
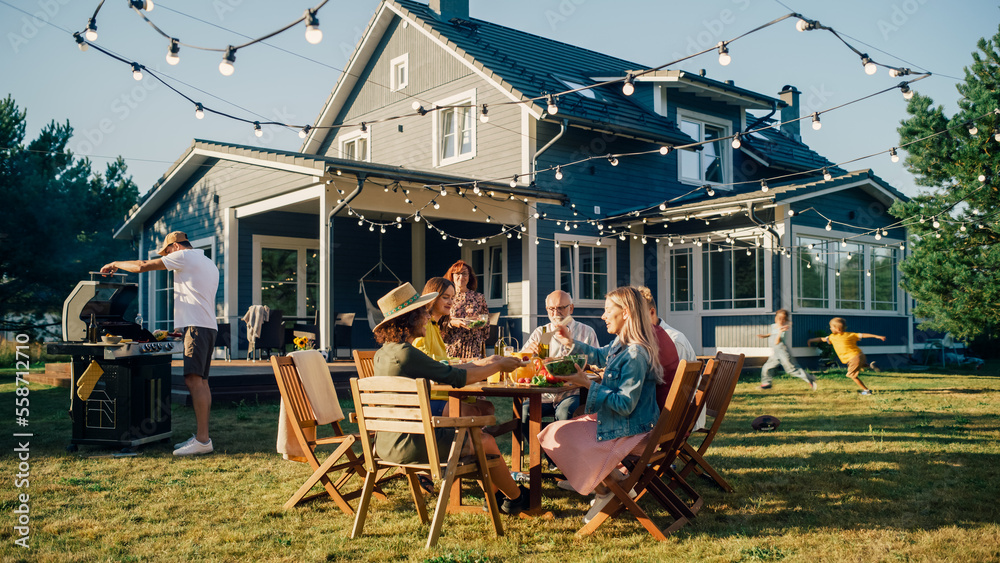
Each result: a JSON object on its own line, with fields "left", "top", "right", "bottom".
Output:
{"left": 372, "top": 283, "right": 529, "bottom": 514}
{"left": 413, "top": 277, "right": 494, "bottom": 417}
{"left": 538, "top": 286, "right": 663, "bottom": 523}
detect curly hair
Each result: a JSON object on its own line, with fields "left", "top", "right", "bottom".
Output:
{"left": 374, "top": 307, "right": 429, "bottom": 344}
{"left": 444, "top": 259, "right": 478, "bottom": 292}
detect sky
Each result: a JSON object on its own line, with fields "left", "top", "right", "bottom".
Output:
{"left": 1, "top": 0, "right": 997, "bottom": 198}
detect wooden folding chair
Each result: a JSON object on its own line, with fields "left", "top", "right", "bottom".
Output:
{"left": 676, "top": 352, "right": 745, "bottom": 492}
{"left": 577, "top": 360, "right": 705, "bottom": 540}
{"left": 352, "top": 349, "right": 376, "bottom": 379}
{"left": 270, "top": 355, "right": 374, "bottom": 513}
{"left": 350, "top": 376, "right": 505, "bottom": 549}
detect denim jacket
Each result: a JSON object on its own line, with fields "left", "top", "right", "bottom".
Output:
{"left": 572, "top": 338, "right": 659, "bottom": 441}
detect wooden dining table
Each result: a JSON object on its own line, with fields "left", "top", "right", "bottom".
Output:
{"left": 434, "top": 380, "right": 585, "bottom": 515}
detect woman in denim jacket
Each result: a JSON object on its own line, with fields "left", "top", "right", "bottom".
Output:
{"left": 538, "top": 286, "right": 663, "bottom": 523}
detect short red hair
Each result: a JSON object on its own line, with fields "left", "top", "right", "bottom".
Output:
{"left": 444, "top": 260, "right": 478, "bottom": 292}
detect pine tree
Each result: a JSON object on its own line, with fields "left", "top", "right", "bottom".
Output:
{"left": 889, "top": 26, "right": 1000, "bottom": 340}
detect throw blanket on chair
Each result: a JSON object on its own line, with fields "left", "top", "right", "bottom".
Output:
{"left": 242, "top": 305, "right": 270, "bottom": 357}
{"left": 277, "top": 350, "right": 345, "bottom": 460}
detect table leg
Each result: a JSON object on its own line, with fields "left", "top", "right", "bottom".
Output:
{"left": 511, "top": 396, "right": 523, "bottom": 472}
{"left": 528, "top": 397, "right": 542, "bottom": 511}
{"left": 448, "top": 395, "right": 462, "bottom": 510}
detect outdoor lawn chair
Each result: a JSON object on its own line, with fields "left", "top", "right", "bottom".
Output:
{"left": 576, "top": 359, "right": 705, "bottom": 540}
{"left": 271, "top": 354, "right": 377, "bottom": 514}
{"left": 350, "top": 376, "right": 505, "bottom": 549}
{"left": 352, "top": 349, "right": 376, "bottom": 379}
{"left": 676, "top": 352, "right": 745, "bottom": 493}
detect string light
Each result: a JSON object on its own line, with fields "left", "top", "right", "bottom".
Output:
{"left": 659, "top": 146, "right": 671, "bottom": 156}
{"left": 304, "top": 9, "right": 322, "bottom": 44}
{"left": 432, "top": 200, "right": 440, "bottom": 210}
{"left": 608, "top": 155, "right": 619, "bottom": 166}
{"left": 219, "top": 46, "right": 236, "bottom": 76}
{"left": 510, "top": 175, "right": 518, "bottom": 188}
{"left": 129, "top": 0, "right": 154, "bottom": 10}
{"left": 554, "top": 166, "right": 563, "bottom": 180}
{"left": 74, "top": 33, "right": 88, "bottom": 51}
{"left": 193, "top": 103, "right": 205, "bottom": 119}
{"left": 900, "top": 84, "right": 914, "bottom": 100}
{"left": 761, "top": 180, "right": 768, "bottom": 192}
{"left": 412, "top": 101, "right": 427, "bottom": 115}
{"left": 85, "top": 17, "right": 98, "bottom": 41}
{"left": 811, "top": 112, "right": 822, "bottom": 130}
{"left": 823, "top": 168, "right": 833, "bottom": 181}
{"left": 622, "top": 74, "right": 635, "bottom": 96}
{"left": 968, "top": 122, "right": 978, "bottom": 135}
{"left": 360, "top": 122, "right": 367, "bottom": 132}
{"left": 978, "top": 174, "right": 987, "bottom": 182}
{"left": 131, "top": 63, "right": 143, "bottom": 81}
{"left": 546, "top": 95, "right": 559, "bottom": 115}
{"left": 298, "top": 124, "right": 311, "bottom": 139}
{"left": 731, "top": 133, "right": 742, "bottom": 149}
{"left": 890, "top": 147, "right": 899, "bottom": 162}
{"left": 717, "top": 42, "right": 731, "bottom": 66}
{"left": 860, "top": 54, "right": 877, "bottom": 75}
{"left": 480, "top": 104, "right": 489, "bottom": 123}
{"left": 994, "top": 129, "right": 1000, "bottom": 142}
{"left": 659, "top": 202, "right": 667, "bottom": 211}
{"left": 795, "top": 17, "right": 817, "bottom": 32}
{"left": 253, "top": 121, "right": 262, "bottom": 137}
{"left": 165, "top": 38, "right": 180, "bottom": 65}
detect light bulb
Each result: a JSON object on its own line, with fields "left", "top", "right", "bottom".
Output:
{"left": 219, "top": 46, "right": 236, "bottom": 76}
{"left": 731, "top": 133, "right": 741, "bottom": 149}
{"left": 75, "top": 33, "right": 88, "bottom": 51}
{"left": 811, "top": 113, "right": 822, "bottom": 130}
{"left": 479, "top": 104, "right": 489, "bottom": 123}
{"left": 659, "top": 146, "right": 671, "bottom": 155}
{"left": 433, "top": 201, "right": 440, "bottom": 210}
{"left": 166, "top": 39, "right": 180, "bottom": 65}
{"left": 546, "top": 95, "right": 558, "bottom": 115}
{"left": 608, "top": 155, "right": 619, "bottom": 166}
{"left": 875, "top": 232, "right": 882, "bottom": 240}
{"left": 622, "top": 74, "right": 635, "bottom": 96}
{"left": 968, "top": 123, "right": 978, "bottom": 135}
{"left": 471, "top": 205, "right": 477, "bottom": 213}
{"left": 836, "top": 269, "right": 841, "bottom": 277}
{"left": 788, "top": 209, "right": 796, "bottom": 217}
{"left": 761, "top": 180, "right": 768, "bottom": 192}
{"left": 194, "top": 103, "right": 204, "bottom": 120}
{"left": 900, "top": 85, "right": 914, "bottom": 100}
{"left": 706, "top": 187, "right": 715, "bottom": 197}
{"left": 994, "top": 129, "right": 1000, "bottom": 142}
{"left": 510, "top": 175, "right": 518, "bottom": 188}
{"left": 85, "top": 18, "right": 98, "bottom": 41}
{"left": 298, "top": 125, "right": 310, "bottom": 139}
{"left": 717, "top": 42, "right": 731, "bottom": 66}
{"left": 890, "top": 147, "right": 899, "bottom": 162}
{"left": 823, "top": 168, "right": 832, "bottom": 181}
{"left": 554, "top": 166, "right": 563, "bottom": 180}
{"left": 659, "top": 202, "right": 667, "bottom": 211}
{"left": 933, "top": 220, "right": 940, "bottom": 228}
{"left": 254, "top": 122, "right": 262, "bottom": 137}
{"left": 861, "top": 54, "right": 877, "bottom": 75}
{"left": 130, "top": 63, "right": 142, "bottom": 81}
{"left": 304, "top": 10, "right": 322, "bottom": 44}
{"left": 795, "top": 18, "right": 813, "bottom": 32}
{"left": 978, "top": 174, "right": 987, "bottom": 182}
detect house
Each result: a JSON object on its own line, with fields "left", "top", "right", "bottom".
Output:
{"left": 114, "top": 0, "right": 913, "bottom": 366}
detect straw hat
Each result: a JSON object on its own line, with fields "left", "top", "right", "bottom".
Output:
{"left": 374, "top": 283, "right": 438, "bottom": 331}
{"left": 751, "top": 415, "right": 781, "bottom": 432}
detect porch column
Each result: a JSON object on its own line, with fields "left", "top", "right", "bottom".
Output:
{"left": 319, "top": 183, "right": 334, "bottom": 353}
{"left": 223, "top": 207, "right": 239, "bottom": 357}
{"left": 520, "top": 210, "right": 538, "bottom": 344}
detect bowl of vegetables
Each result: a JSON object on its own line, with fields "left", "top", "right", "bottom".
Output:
{"left": 542, "top": 354, "right": 586, "bottom": 376}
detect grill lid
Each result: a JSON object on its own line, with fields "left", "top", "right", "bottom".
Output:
{"left": 62, "top": 272, "right": 153, "bottom": 342}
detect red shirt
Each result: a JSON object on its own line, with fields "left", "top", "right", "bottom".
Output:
{"left": 653, "top": 324, "right": 680, "bottom": 409}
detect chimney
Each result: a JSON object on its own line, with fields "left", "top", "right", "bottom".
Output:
{"left": 778, "top": 85, "right": 801, "bottom": 142}
{"left": 429, "top": 0, "right": 469, "bottom": 20}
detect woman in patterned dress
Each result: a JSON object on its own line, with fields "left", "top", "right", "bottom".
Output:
{"left": 442, "top": 260, "right": 490, "bottom": 359}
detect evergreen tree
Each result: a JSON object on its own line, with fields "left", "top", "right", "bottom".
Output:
{"left": 0, "top": 95, "right": 139, "bottom": 334}
{"left": 890, "top": 26, "right": 1000, "bottom": 340}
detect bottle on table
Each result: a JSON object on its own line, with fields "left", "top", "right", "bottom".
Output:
{"left": 538, "top": 326, "right": 549, "bottom": 359}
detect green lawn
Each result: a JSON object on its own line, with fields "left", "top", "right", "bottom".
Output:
{"left": 1, "top": 363, "right": 999, "bottom": 562}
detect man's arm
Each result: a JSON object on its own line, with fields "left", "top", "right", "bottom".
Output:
{"left": 101, "top": 258, "right": 166, "bottom": 275}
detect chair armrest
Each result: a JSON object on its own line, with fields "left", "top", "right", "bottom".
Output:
{"left": 349, "top": 412, "right": 358, "bottom": 423}
{"left": 432, "top": 415, "right": 497, "bottom": 428}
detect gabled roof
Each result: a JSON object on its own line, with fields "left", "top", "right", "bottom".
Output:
{"left": 627, "top": 69, "right": 779, "bottom": 110}
{"left": 115, "top": 139, "right": 565, "bottom": 238}
{"left": 304, "top": 0, "right": 711, "bottom": 152}
{"left": 740, "top": 119, "right": 843, "bottom": 173}
{"left": 608, "top": 169, "right": 908, "bottom": 222}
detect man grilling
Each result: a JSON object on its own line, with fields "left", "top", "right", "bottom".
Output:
{"left": 100, "top": 231, "right": 219, "bottom": 456}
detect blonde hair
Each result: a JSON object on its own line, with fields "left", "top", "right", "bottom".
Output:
{"left": 830, "top": 317, "right": 847, "bottom": 331}
{"left": 606, "top": 286, "right": 663, "bottom": 383}
{"left": 635, "top": 285, "right": 656, "bottom": 312}
{"left": 775, "top": 309, "right": 789, "bottom": 321}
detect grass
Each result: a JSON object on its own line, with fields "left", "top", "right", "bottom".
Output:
{"left": 2, "top": 362, "right": 999, "bottom": 562}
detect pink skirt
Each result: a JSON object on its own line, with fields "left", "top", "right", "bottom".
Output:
{"left": 539, "top": 413, "right": 649, "bottom": 495}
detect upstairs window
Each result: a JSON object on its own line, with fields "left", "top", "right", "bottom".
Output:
{"left": 677, "top": 110, "right": 731, "bottom": 185}
{"left": 434, "top": 89, "right": 477, "bottom": 166}
{"left": 390, "top": 54, "right": 409, "bottom": 91}
{"left": 340, "top": 130, "right": 370, "bottom": 162}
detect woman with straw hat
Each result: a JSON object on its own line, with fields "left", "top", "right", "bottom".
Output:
{"left": 371, "top": 282, "right": 530, "bottom": 515}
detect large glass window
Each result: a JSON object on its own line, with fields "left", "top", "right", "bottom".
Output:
{"left": 702, "top": 244, "right": 764, "bottom": 309}
{"left": 557, "top": 241, "right": 610, "bottom": 304}
{"left": 871, "top": 247, "right": 898, "bottom": 311}
{"left": 256, "top": 241, "right": 320, "bottom": 319}
{"left": 680, "top": 119, "right": 726, "bottom": 184}
{"left": 670, "top": 248, "right": 693, "bottom": 312}
{"left": 797, "top": 237, "right": 828, "bottom": 308}
{"left": 469, "top": 244, "right": 505, "bottom": 304}
{"left": 836, "top": 242, "right": 865, "bottom": 310}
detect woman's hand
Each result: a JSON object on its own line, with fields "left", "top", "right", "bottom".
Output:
{"left": 553, "top": 359, "right": 590, "bottom": 389}
{"left": 494, "top": 355, "right": 526, "bottom": 373}
{"left": 449, "top": 317, "right": 468, "bottom": 329}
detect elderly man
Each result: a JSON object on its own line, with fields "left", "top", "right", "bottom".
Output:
{"left": 520, "top": 290, "right": 599, "bottom": 453}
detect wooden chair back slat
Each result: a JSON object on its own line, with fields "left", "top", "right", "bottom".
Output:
{"left": 353, "top": 350, "right": 376, "bottom": 379}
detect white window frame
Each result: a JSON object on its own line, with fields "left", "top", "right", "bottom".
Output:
{"left": 339, "top": 129, "right": 371, "bottom": 162}
{"left": 252, "top": 235, "right": 320, "bottom": 319}
{"left": 554, "top": 234, "right": 616, "bottom": 309}
{"left": 700, "top": 240, "right": 768, "bottom": 312}
{"left": 432, "top": 88, "right": 477, "bottom": 167}
{"left": 464, "top": 239, "right": 507, "bottom": 308}
{"left": 146, "top": 235, "right": 215, "bottom": 331}
{"left": 792, "top": 226, "right": 905, "bottom": 315}
{"left": 390, "top": 53, "right": 409, "bottom": 91}
{"left": 676, "top": 108, "right": 732, "bottom": 188}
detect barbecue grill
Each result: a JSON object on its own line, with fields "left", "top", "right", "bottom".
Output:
{"left": 48, "top": 272, "right": 178, "bottom": 451}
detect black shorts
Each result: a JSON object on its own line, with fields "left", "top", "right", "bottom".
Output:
{"left": 183, "top": 326, "right": 217, "bottom": 379}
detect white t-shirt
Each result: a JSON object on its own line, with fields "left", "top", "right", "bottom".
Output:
{"left": 659, "top": 319, "right": 697, "bottom": 362}
{"left": 522, "top": 319, "right": 600, "bottom": 403}
{"left": 160, "top": 248, "right": 219, "bottom": 330}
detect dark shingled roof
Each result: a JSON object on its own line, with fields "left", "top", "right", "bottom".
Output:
{"left": 741, "top": 118, "right": 844, "bottom": 174}
{"left": 393, "top": 0, "right": 696, "bottom": 146}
